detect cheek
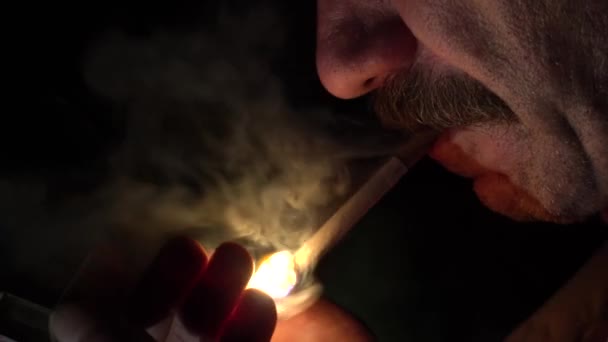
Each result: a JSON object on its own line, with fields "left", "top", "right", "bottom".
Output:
{"left": 392, "top": 0, "right": 506, "bottom": 80}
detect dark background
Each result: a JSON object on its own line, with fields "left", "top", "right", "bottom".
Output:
{"left": 2, "top": 1, "right": 607, "bottom": 341}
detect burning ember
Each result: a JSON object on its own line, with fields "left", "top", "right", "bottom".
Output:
{"left": 247, "top": 251, "right": 298, "bottom": 299}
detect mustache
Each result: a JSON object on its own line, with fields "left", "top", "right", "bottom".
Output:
{"left": 373, "top": 66, "right": 516, "bottom": 132}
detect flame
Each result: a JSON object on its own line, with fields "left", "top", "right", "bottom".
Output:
{"left": 247, "top": 251, "right": 297, "bottom": 299}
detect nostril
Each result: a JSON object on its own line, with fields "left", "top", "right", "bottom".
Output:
{"left": 363, "top": 73, "right": 390, "bottom": 92}
{"left": 363, "top": 77, "right": 375, "bottom": 89}
{"left": 362, "top": 76, "right": 383, "bottom": 94}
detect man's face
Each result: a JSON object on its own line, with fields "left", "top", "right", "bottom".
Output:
{"left": 316, "top": 0, "right": 608, "bottom": 223}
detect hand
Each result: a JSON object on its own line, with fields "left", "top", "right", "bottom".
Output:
{"left": 272, "top": 299, "right": 374, "bottom": 342}
{"left": 505, "top": 242, "right": 608, "bottom": 342}
{"left": 50, "top": 237, "right": 277, "bottom": 342}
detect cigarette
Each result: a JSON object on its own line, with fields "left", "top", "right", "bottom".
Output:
{"left": 293, "top": 130, "right": 438, "bottom": 271}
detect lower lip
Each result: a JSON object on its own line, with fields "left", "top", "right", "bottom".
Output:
{"left": 428, "top": 129, "right": 488, "bottom": 179}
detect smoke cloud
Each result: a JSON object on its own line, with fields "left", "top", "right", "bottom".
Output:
{"left": 0, "top": 6, "right": 403, "bottom": 298}
{"left": 84, "top": 8, "right": 354, "bottom": 253}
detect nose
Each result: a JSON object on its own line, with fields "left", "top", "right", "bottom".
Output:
{"left": 316, "top": 1, "right": 417, "bottom": 99}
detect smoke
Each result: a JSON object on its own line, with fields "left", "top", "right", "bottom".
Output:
{"left": 81, "top": 7, "right": 390, "bottom": 254}
{"left": 0, "top": 5, "right": 403, "bottom": 298}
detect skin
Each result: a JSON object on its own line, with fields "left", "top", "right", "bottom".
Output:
{"left": 314, "top": 0, "right": 608, "bottom": 340}
{"left": 51, "top": 1, "right": 608, "bottom": 340}
{"left": 50, "top": 237, "right": 371, "bottom": 342}
{"left": 50, "top": 237, "right": 607, "bottom": 342}
{"left": 316, "top": 0, "right": 608, "bottom": 223}
{"left": 505, "top": 242, "right": 608, "bottom": 342}
{"left": 51, "top": 238, "right": 278, "bottom": 342}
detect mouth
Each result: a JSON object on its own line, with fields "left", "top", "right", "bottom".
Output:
{"left": 427, "top": 128, "right": 563, "bottom": 222}
{"left": 427, "top": 128, "right": 488, "bottom": 179}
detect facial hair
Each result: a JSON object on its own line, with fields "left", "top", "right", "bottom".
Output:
{"left": 373, "top": 65, "right": 517, "bottom": 132}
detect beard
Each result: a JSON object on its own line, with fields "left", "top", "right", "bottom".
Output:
{"left": 358, "top": 0, "right": 608, "bottom": 223}
{"left": 373, "top": 65, "right": 517, "bottom": 132}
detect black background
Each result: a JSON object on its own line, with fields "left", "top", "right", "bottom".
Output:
{"left": 1, "top": 0, "right": 607, "bottom": 341}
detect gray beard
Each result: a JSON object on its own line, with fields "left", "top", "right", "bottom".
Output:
{"left": 374, "top": 0, "right": 608, "bottom": 133}
{"left": 373, "top": 65, "right": 516, "bottom": 132}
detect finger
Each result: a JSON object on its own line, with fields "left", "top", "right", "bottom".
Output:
{"left": 127, "top": 236, "right": 208, "bottom": 329}
{"left": 584, "top": 319, "right": 608, "bottom": 342}
{"left": 220, "top": 289, "right": 277, "bottom": 342}
{"left": 59, "top": 242, "right": 133, "bottom": 317}
{"left": 179, "top": 242, "right": 254, "bottom": 339}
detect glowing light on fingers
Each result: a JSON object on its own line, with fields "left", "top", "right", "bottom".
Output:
{"left": 246, "top": 251, "right": 297, "bottom": 299}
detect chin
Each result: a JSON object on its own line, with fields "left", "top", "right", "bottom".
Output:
{"left": 472, "top": 173, "right": 584, "bottom": 224}
{"left": 428, "top": 128, "right": 594, "bottom": 225}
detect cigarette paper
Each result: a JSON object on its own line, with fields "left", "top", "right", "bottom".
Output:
{"left": 294, "top": 131, "right": 437, "bottom": 271}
